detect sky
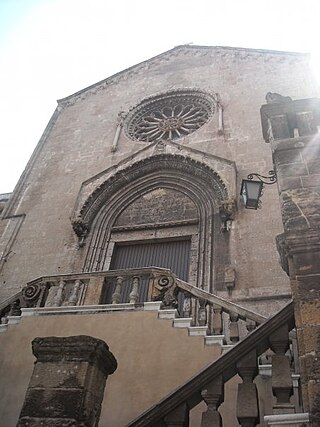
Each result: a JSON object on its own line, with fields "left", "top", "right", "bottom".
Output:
{"left": 0, "top": 0, "right": 320, "bottom": 194}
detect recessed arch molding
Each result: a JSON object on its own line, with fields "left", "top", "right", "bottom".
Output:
{"left": 72, "top": 153, "right": 235, "bottom": 291}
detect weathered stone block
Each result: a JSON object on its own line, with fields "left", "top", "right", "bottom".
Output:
{"left": 17, "top": 336, "right": 117, "bottom": 427}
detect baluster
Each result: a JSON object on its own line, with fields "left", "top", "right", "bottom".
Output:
{"left": 212, "top": 304, "right": 223, "bottom": 335}
{"left": 269, "top": 324, "right": 294, "bottom": 414}
{"left": 1, "top": 313, "right": 8, "bottom": 325}
{"left": 182, "top": 293, "right": 191, "bottom": 317}
{"left": 191, "top": 296, "right": 197, "bottom": 326}
{"left": 52, "top": 279, "right": 66, "bottom": 307}
{"left": 246, "top": 319, "right": 257, "bottom": 335}
{"left": 236, "top": 349, "right": 259, "bottom": 427}
{"left": 129, "top": 276, "right": 140, "bottom": 304}
{"left": 112, "top": 276, "right": 124, "bottom": 304}
{"left": 9, "top": 300, "right": 21, "bottom": 316}
{"left": 68, "top": 279, "right": 82, "bottom": 306}
{"left": 198, "top": 298, "right": 207, "bottom": 326}
{"left": 164, "top": 402, "right": 189, "bottom": 426}
{"left": 229, "top": 311, "right": 240, "bottom": 342}
{"left": 201, "top": 375, "right": 224, "bottom": 427}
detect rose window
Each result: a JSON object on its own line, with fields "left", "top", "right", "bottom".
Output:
{"left": 125, "top": 90, "right": 215, "bottom": 142}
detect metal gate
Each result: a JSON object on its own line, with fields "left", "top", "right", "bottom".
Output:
{"left": 104, "top": 239, "right": 191, "bottom": 304}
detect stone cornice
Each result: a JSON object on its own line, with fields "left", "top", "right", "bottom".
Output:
{"left": 57, "top": 45, "right": 309, "bottom": 109}
{"left": 32, "top": 335, "right": 117, "bottom": 375}
{"left": 278, "top": 229, "right": 320, "bottom": 255}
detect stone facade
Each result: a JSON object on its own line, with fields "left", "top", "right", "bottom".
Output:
{"left": 1, "top": 45, "right": 316, "bottom": 306}
{"left": 0, "top": 45, "right": 319, "bottom": 426}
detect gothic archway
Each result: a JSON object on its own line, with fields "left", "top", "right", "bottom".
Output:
{"left": 78, "top": 154, "right": 228, "bottom": 292}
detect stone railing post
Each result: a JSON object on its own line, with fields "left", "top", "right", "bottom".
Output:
{"left": 211, "top": 304, "right": 223, "bottom": 335}
{"left": 67, "top": 279, "right": 82, "bottom": 305}
{"left": 229, "top": 311, "right": 240, "bottom": 343}
{"left": 182, "top": 293, "right": 191, "bottom": 318}
{"left": 52, "top": 279, "right": 66, "bottom": 307}
{"left": 236, "top": 349, "right": 259, "bottom": 427}
{"left": 269, "top": 324, "right": 294, "bottom": 414}
{"left": 17, "top": 335, "right": 117, "bottom": 427}
{"left": 112, "top": 276, "right": 124, "bottom": 304}
{"left": 198, "top": 298, "right": 207, "bottom": 326}
{"left": 201, "top": 375, "right": 224, "bottom": 427}
{"left": 129, "top": 275, "right": 140, "bottom": 304}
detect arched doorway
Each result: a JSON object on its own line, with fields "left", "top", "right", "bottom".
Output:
{"left": 80, "top": 154, "right": 228, "bottom": 293}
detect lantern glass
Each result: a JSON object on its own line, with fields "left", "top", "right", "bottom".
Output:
{"left": 240, "top": 179, "right": 263, "bottom": 209}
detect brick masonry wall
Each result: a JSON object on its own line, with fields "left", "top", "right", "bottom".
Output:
{"left": 0, "top": 46, "right": 317, "bottom": 302}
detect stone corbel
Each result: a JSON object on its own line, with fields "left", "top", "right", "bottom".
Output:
{"left": 111, "top": 111, "right": 127, "bottom": 152}
{"left": 71, "top": 218, "right": 90, "bottom": 248}
{"left": 219, "top": 198, "right": 237, "bottom": 232}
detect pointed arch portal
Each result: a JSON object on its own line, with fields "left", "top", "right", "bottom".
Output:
{"left": 79, "top": 154, "right": 228, "bottom": 292}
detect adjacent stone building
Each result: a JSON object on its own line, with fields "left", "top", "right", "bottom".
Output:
{"left": 0, "top": 45, "right": 319, "bottom": 426}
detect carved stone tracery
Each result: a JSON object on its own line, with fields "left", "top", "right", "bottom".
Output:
{"left": 125, "top": 89, "right": 216, "bottom": 142}
{"left": 78, "top": 154, "right": 227, "bottom": 228}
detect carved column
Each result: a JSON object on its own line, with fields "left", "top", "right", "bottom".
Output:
{"left": 111, "top": 111, "right": 126, "bottom": 152}
{"left": 198, "top": 298, "right": 207, "bottom": 326}
{"left": 229, "top": 311, "right": 240, "bottom": 343}
{"left": 210, "top": 303, "right": 223, "bottom": 336}
{"left": 236, "top": 349, "right": 259, "bottom": 427}
{"left": 129, "top": 275, "right": 140, "bottom": 304}
{"left": 52, "top": 279, "right": 66, "bottom": 307}
{"left": 68, "top": 279, "right": 82, "bottom": 305}
{"left": 261, "top": 97, "right": 320, "bottom": 424}
{"left": 112, "top": 276, "right": 124, "bottom": 304}
{"left": 269, "top": 324, "right": 294, "bottom": 414}
{"left": 201, "top": 375, "right": 224, "bottom": 427}
{"left": 17, "top": 335, "right": 117, "bottom": 427}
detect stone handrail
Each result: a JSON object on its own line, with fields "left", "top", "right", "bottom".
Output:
{"left": 176, "top": 278, "right": 266, "bottom": 323}
{"left": 127, "top": 301, "right": 297, "bottom": 427}
{"left": 18, "top": 267, "right": 173, "bottom": 308}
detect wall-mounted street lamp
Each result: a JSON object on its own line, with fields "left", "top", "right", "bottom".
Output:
{"left": 240, "top": 170, "right": 277, "bottom": 209}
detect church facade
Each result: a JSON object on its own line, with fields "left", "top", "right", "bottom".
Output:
{"left": 0, "top": 46, "right": 319, "bottom": 426}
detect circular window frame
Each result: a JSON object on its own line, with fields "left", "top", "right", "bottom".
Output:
{"left": 125, "top": 89, "right": 216, "bottom": 143}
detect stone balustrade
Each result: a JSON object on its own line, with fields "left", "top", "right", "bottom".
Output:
{"left": 127, "top": 301, "right": 308, "bottom": 427}
{"left": 1, "top": 268, "right": 266, "bottom": 346}
{"left": 174, "top": 278, "right": 266, "bottom": 343}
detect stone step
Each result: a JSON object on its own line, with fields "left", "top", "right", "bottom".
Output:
{"left": 188, "top": 326, "right": 208, "bottom": 337}
{"left": 173, "top": 317, "right": 192, "bottom": 328}
{"left": 158, "top": 309, "right": 178, "bottom": 320}
{"left": 205, "top": 335, "right": 225, "bottom": 346}
{"left": 221, "top": 344, "right": 234, "bottom": 354}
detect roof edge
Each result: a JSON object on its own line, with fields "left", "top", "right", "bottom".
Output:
{"left": 57, "top": 45, "right": 310, "bottom": 105}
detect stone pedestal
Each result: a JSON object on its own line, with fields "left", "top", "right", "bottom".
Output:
{"left": 17, "top": 335, "right": 117, "bottom": 427}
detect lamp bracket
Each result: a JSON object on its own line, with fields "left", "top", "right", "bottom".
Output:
{"left": 247, "top": 170, "right": 277, "bottom": 185}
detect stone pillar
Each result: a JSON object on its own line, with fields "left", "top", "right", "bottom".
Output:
{"left": 261, "top": 97, "right": 320, "bottom": 425}
{"left": 17, "top": 335, "right": 117, "bottom": 427}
